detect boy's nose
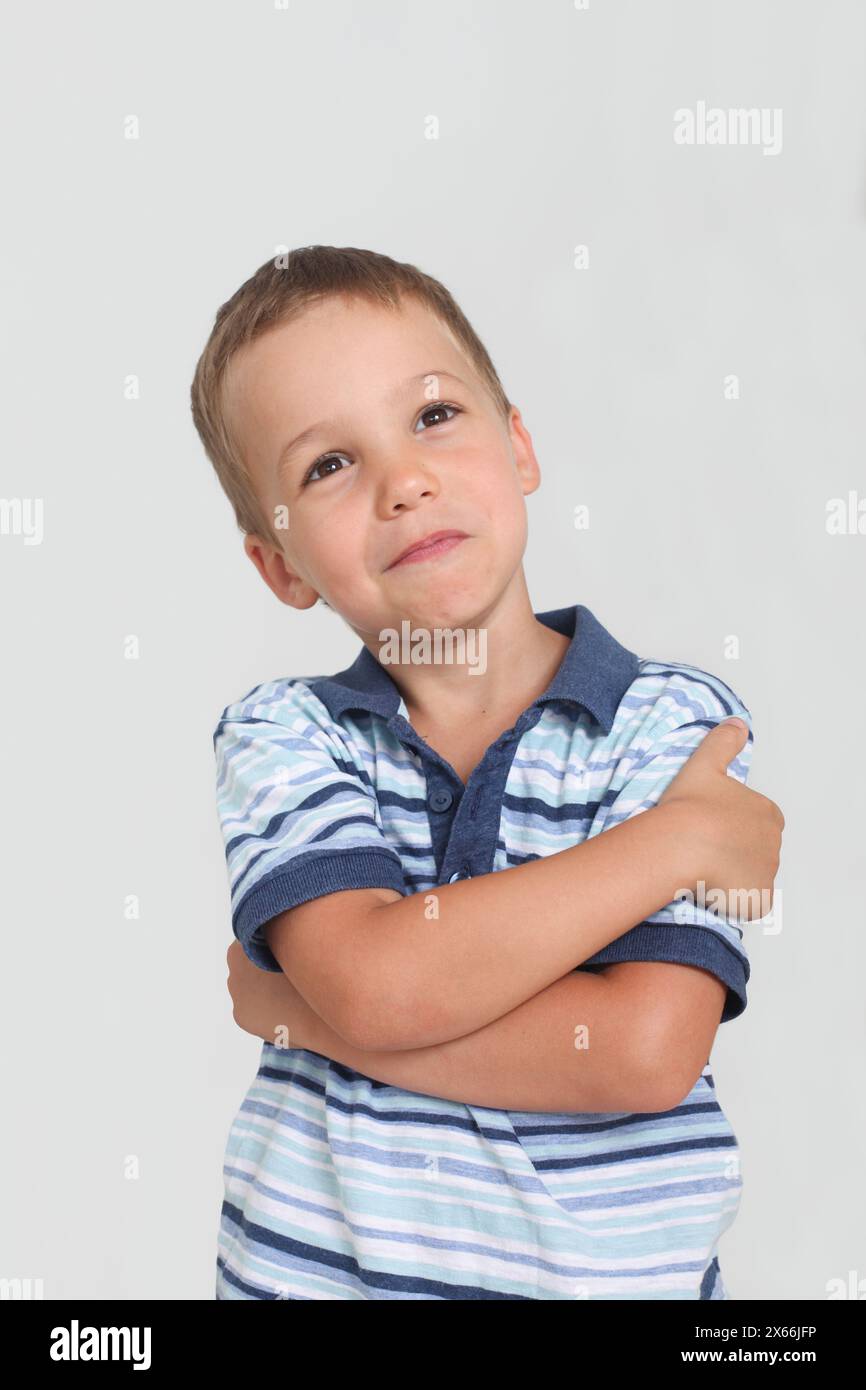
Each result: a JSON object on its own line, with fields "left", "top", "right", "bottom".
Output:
{"left": 376, "top": 458, "right": 441, "bottom": 515}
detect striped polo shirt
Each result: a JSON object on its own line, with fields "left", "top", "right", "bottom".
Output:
{"left": 213, "top": 601, "right": 753, "bottom": 1301}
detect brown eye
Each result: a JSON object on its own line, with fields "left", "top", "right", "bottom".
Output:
{"left": 415, "top": 402, "right": 461, "bottom": 432}
{"left": 302, "top": 453, "right": 353, "bottom": 487}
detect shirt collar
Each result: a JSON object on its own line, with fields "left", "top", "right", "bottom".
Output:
{"left": 308, "top": 602, "right": 639, "bottom": 735}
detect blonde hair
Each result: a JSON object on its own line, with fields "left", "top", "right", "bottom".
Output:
{"left": 189, "top": 246, "right": 512, "bottom": 562}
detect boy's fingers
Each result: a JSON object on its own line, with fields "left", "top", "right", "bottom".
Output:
{"left": 684, "top": 718, "right": 749, "bottom": 770}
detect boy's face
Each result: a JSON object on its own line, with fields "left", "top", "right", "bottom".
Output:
{"left": 223, "top": 293, "right": 541, "bottom": 639}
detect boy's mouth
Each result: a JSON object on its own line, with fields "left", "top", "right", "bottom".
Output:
{"left": 385, "top": 530, "right": 469, "bottom": 570}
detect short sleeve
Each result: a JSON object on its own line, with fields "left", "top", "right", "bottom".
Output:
{"left": 580, "top": 670, "right": 754, "bottom": 1023}
{"left": 213, "top": 687, "right": 409, "bottom": 971}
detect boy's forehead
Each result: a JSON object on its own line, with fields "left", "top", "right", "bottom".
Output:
{"left": 223, "top": 294, "right": 481, "bottom": 450}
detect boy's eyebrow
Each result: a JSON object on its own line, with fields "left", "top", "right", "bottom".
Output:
{"left": 275, "top": 368, "right": 470, "bottom": 478}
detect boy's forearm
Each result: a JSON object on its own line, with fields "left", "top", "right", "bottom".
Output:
{"left": 348, "top": 801, "right": 696, "bottom": 1050}
{"left": 300, "top": 969, "right": 652, "bottom": 1115}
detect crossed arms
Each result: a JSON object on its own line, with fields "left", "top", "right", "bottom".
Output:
{"left": 245, "top": 797, "right": 731, "bottom": 1115}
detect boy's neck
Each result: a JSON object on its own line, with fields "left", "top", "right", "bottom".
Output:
{"left": 371, "top": 588, "right": 572, "bottom": 729}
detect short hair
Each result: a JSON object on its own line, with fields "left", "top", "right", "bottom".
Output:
{"left": 189, "top": 246, "right": 512, "bottom": 559}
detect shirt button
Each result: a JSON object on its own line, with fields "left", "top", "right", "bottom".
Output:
{"left": 449, "top": 865, "right": 471, "bottom": 883}
{"left": 428, "top": 787, "right": 454, "bottom": 813}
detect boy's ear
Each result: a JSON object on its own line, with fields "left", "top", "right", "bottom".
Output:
{"left": 242, "top": 533, "right": 320, "bottom": 610}
{"left": 506, "top": 406, "right": 542, "bottom": 496}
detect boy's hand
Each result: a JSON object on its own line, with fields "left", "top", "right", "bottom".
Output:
{"left": 658, "top": 719, "right": 784, "bottom": 919}
{"left": 226, "top": 939, "right": 318, "bottom": 1050}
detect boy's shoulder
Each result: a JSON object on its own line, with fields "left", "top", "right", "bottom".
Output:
{"left": 622, "top": 655, "right": 753, "bottom": 737}
{"left": 212, "top": 674, "right": 335, "bottom": 742}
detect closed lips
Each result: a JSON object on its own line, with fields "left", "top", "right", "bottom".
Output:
{"left": 387, "top": 530, "right": 468, "bottom": 568}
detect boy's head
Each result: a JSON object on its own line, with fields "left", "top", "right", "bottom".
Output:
{"left": 190, "top": 246, "right": 542, "bottom": 638}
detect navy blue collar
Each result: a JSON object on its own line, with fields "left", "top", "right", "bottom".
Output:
{"left": 308, "top": 603, "right": 639, "bottom": 735}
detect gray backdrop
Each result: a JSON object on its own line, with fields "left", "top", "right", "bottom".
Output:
{"left": 2, "top": 0, "right": 863, "bottom": 1301}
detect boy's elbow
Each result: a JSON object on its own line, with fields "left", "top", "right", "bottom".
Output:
{"left": 628, "top": 1046, "right": 701, "bottom": 1114}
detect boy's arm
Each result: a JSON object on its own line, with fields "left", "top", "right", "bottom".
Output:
{"left": 265, "top": 797, "right": 702, "bottom": 1051}
{"left": 228, "top": 941, "right": 710, "bottom": 1114}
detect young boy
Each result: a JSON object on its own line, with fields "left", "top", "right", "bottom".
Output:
{"left": 191, "top": 246, "right": 783, "bottom": 1301}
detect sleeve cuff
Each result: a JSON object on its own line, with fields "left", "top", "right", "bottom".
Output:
{"left": 233, "top": 847, "right": 409, "bottom": 971}
{"left": 580, "top": 921, "right": 750, "bottom": 1023}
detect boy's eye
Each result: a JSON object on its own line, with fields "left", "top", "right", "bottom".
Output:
{"left": 302, "top": 453, "right": 352, "bottom": 486}
{"left": 300, "top": 401, "right": 462, "bottom": 487}
{"left": 414, "top": 401, "right": 460, "bottom": 432}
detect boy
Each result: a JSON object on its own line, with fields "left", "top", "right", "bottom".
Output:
{"left": 191, "top": 246, "right": 783, "bottom": 1300}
